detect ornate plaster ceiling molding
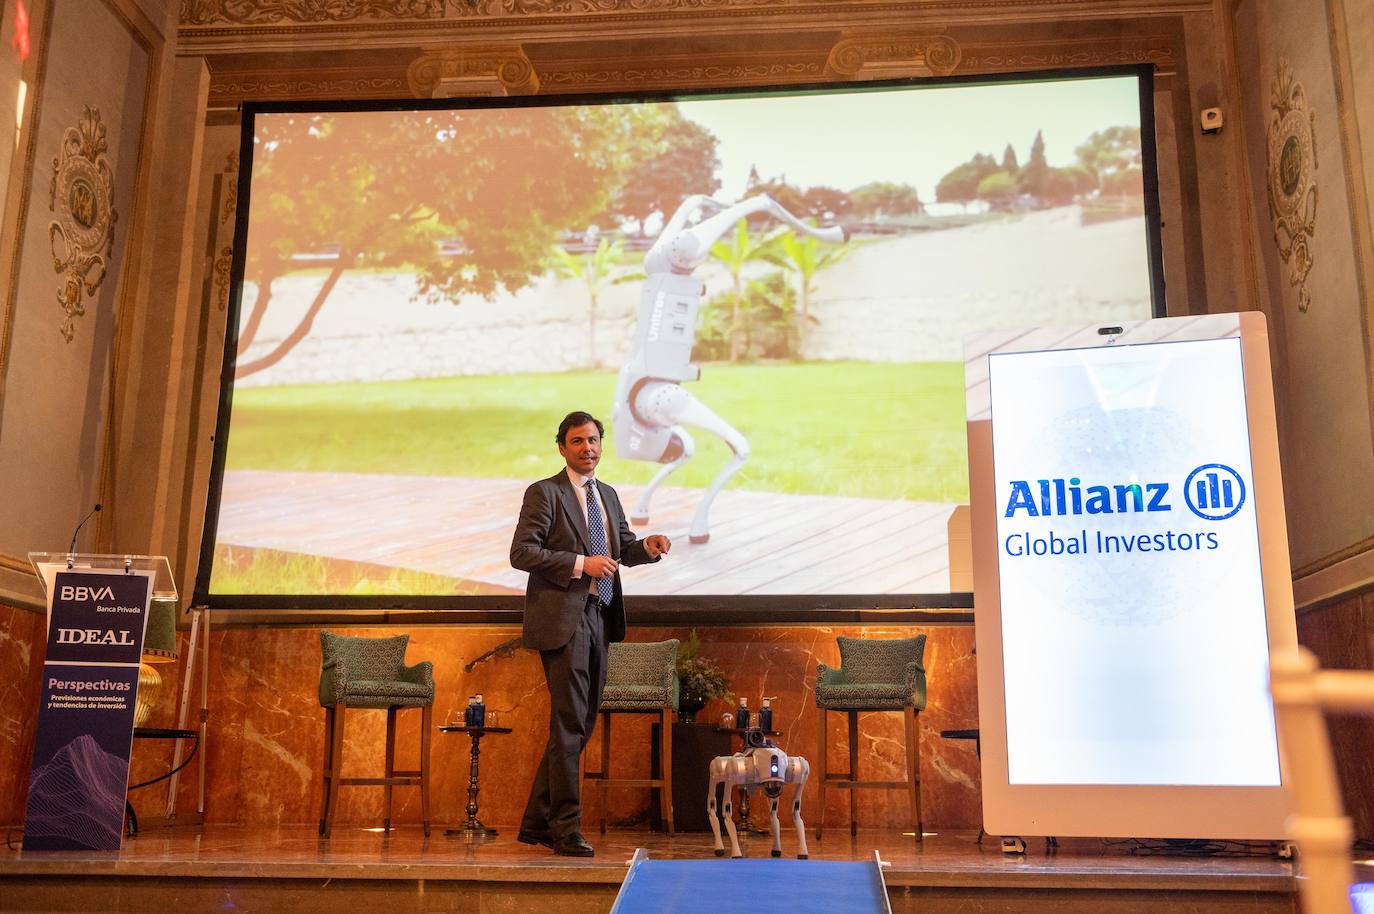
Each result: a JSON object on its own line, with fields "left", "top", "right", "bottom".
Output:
{"left": 825, "top": 33, "right": 961, "bottom": 79}
{"left": 208, "top": 71, "right": 409, "bottom": 104}
{"left": 179, "top": 0, "right": 1211, "bottom": 42}
{"left": 537, "top": 51, "right": 826, "bottom": 90}
{"left": 49, "top": 106, "right": 117, "bottom": 343}
{"left": 1266, "top": 57, "right": 1317, "bottom": 313}
{"left": 407, "top": 45, "right": 539, "bottom": 96}
{"left": 180, "top": 0, "right": 445, "bottom": 25}
{"left": 957, "top": 34, "right": 1174, "bottom": 74}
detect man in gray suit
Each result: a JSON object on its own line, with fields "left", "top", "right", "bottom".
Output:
{"left": 513, "top": 410, "right": 671, "bottom": 857}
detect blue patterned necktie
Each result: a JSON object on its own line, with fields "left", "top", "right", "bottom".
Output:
{"left": 584, "top": 480, "right": 615, "bottom": 606}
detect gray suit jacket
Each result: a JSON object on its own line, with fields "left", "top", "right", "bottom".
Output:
{"left": 511, "top": 469, "right": 658, "bottom": 651}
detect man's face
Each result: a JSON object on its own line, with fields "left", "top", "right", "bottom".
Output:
{"left": 559, "top": 422, "right": 602, "bottom": 476}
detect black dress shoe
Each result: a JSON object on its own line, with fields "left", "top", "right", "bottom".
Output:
{"left": 551, "top": 832, "right": 595, "bottom": 857}
{"left": 517, "top": 828, "right": 554, "bottom": 849}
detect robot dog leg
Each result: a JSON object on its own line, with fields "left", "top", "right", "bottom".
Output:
{"left": 708, "top": 755, "right": 744, "bottom": 858}
{"left": 789, "top": 755, "right": 811, "bottom": 859}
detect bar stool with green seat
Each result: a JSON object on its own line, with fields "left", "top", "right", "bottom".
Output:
{"left": 318, "top": 631, "right": 435, "bottom": 838}
{"left": 582, "top": 639, "right": 680, "bottom": 835}
{"left": 814, "top": 634, "right": 927, "bottom": 839}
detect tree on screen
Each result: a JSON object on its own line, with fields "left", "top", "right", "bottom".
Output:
{"left": 611, "top": 107, "right": 721, "bottom": 231}
{"left": 1001, "top": 143, "right": 1019, "bottom": 174}
{"left": 742, "top": 170, "right": 809, "bottom": 227}
{"left": 549, "top": 238, "right": 643, "bottom": 368}
{"left": 976, "top": 171, "right": 1016, "bottom": 210}
{"left": 235, "top": 108, "right": 633, "bottom": 378}
{"left": 801, "top": 185, "right": 852, "bottom": 221}
{"left": 696, "top": 271, "right": 796, "bottom": 360}
{"left": 710, "top": 219, "right": 785, "bottom": 362}
{"left": 848, "top": 181, "right": 923, "bottom": 221}
{"left": 935, "top": 152, "right": 999, "bottom": 207}
{"left": 1074, "top": 126, "right": 1143, "bottom": 195}
{"left": 768, "top": 229, "right": 851, "bottom": 355}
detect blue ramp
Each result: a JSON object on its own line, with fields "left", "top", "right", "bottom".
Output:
{"left": 611, "top": 851, "right": 891, "bottom": 914}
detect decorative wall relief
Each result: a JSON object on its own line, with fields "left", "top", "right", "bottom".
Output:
{"left": 180, "top": 0, "right": 443, "bottom": 25}
{"left": 213, "top": 151, "right": 239, "bottom": 312}
{"left": 48, "top": 106, "right": 116, "bottom": 343}
{"left": 1267, "top": 57, "right": 1318, "bottom": 313}
{"left": 826, "top": 33, "right": 961, "bottom": 79}
{"left": 407, "top": 46, "right": 539, "bottom": 97}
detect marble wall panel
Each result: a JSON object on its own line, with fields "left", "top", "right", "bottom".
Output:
{"left": 1296, "top": 591, "right": 1374, "bottom": 840}
{"left": 12, "top": 603, "right": 1359, "bottom": 839}
{"left": 0, "top": 603, "right": 44, "bottom": 825}
{"left": 132, "top": 622, "right": 981, "bottom": 832}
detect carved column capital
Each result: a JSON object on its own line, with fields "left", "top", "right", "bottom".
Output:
{"left": 407, "top": 45, "right": 540, "bottom": 98}
{"left": 826, "top": 33, "right": 961, "bottom": 80}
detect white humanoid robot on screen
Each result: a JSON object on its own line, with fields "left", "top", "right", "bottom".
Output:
{"left": 611, "top": 194, "right": 846, "bottom": 543}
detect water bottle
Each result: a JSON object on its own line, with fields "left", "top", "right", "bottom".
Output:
{"left": 759, "top": 697, "right": 773, "bottom": 732}
{"left": 736, "top": 696, "right": 750, "bottom": 730}
{"left": 474, "top": 692, "right": 486, "bottom": 727}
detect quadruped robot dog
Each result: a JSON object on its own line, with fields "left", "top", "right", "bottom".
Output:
{"left": 611, "top": 194, "right": 846, "bottom": 543}
{"left": 707, "top": 727, "right": 811, "bottom": 859}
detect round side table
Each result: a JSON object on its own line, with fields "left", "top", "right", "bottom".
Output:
{"left": 439, "top": 724, "right": 512, "bottom": 838}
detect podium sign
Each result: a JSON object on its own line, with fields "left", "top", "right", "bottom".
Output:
{"left": 23, "top": 567, "right": 152, "bottom": 850}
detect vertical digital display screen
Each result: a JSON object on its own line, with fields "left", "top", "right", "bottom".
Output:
{"left": 988, "top": 338, "right": 1280, "bottom": 786}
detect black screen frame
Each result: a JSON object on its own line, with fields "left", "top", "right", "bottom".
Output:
{"left": 193, "top": 63, "right": 1166, "bottom": 619}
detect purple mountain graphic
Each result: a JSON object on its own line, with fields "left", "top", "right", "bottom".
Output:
{"left": 25, "top": 733, "right": 127, "bottom": 850}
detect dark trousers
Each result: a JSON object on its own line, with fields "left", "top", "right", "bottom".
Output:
{"left": 521, "top": 596, "right": 607, "bottom": 838}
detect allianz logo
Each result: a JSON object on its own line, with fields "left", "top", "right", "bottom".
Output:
{"left": 1004, "top": 463, "right": 1246, "bottom": 522}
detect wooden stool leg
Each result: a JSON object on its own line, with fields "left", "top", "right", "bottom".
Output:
{"left": 660, "top": 708, "right": 674, "bottom": 836}
{"left": 420, "top": 704, "right": 432, "bottom": 838}
{"left": 816, "top": 708, "right": 827, "bottom": 839}
{"left": 323, "top": 703, "right": 346, "bottom": 838}
{"left": 319, "top": 706, "right": 334, "bottom": 835}
{"left": 906, "top": 707, "right": 923, "bottom": 839}
{"left": 600, "top": 712, "right": 612, "bottom": 835}
{"left": 384, "top": 706, "right": 397, "bottom": 832}
{"left": 848, "top": 711, "right": 859, "bottom": 837}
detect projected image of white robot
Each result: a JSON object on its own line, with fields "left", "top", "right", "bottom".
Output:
{"left": 611, "top": 194, "right": 846, "bottom": 543}
{"left": 707, "top": 728, "right": 811, "bottom": 859}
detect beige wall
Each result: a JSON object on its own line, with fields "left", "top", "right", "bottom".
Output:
{"left": 1232, "top": 0, "right": 1374, "bottom": 572}
{"left": 1229, "top": 0, "right": 1374, "bottom": 589}
{"left": 0, "top": 0, "right": 176, "bottom": 606}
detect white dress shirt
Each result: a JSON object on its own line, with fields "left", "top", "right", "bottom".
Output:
{"left": 566, "top": 467, "right": 611, "bottom": 597}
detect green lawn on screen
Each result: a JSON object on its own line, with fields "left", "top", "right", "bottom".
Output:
{"left": 223, "top": 361, "right": 969, "bottom": 503}
{"left": 211, "top": 544, "right": 478, "bottom": 596}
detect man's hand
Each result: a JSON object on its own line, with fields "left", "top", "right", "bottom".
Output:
{"left": 644, "top": 535, "right": 672, "bottom": 558}
{"left": 585, "top": 555, "right": 618, "bottom": 578}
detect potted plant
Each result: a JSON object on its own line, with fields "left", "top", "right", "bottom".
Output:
{"left": 676, "top": 629, "right": 733, "bottom": 723}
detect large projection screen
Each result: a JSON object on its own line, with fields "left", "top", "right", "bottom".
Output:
{"left": 196, "top": 66, "right": 1165, "bottom": 611}
{"left": 966, "top": 312, "right": 1298, "bottom": 839}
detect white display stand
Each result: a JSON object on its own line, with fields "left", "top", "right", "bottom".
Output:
{"left": 965, "top": 312, "right": 1297, "bottom": 840}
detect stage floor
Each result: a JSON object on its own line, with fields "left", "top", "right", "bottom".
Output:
{"left": 0, "top": 824, "right": 1308, "bottom": 913}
